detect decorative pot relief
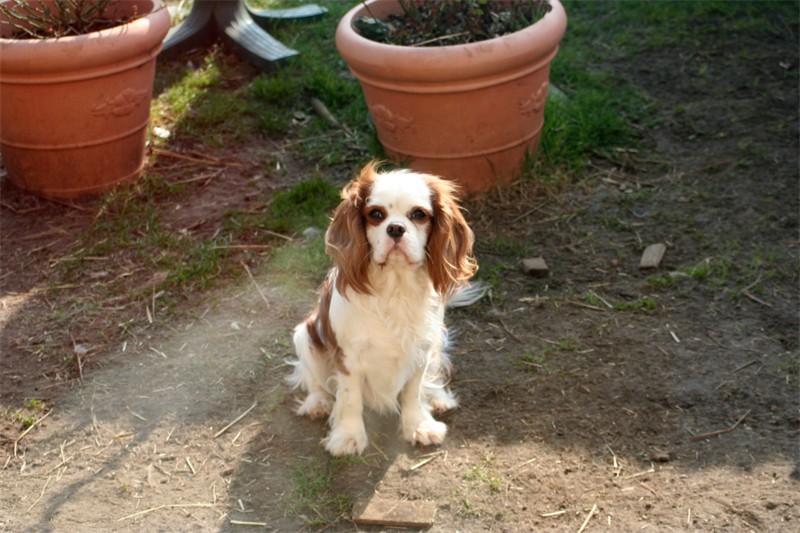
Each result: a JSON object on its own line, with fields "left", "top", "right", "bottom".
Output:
{"left": 369, "top": 104, "right": 414, "bottom": 133}
{"left": 519, "top": 81, "right": 549, "bottom": 117}
{"left": 92, "top": 88, "right": 148, "bottom": 117}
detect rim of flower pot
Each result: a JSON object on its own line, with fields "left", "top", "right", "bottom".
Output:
{"left": 336, "top": 0, "right": 567, "bottom": 85}
{"left": 0, "top": 0, "right": 170, "bottom": 79}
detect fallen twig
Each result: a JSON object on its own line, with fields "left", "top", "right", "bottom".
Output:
{"left": 734, "top": 359, "right": 759, "bottom": 372}
{"left": 741, "top": 289, "right": 772, "bottom": 307}
{"left": 152, "top": 147, "right": 244, "bottom": 167}
{"left": 690, "top": 410, "right": 751, "bottom": 442}
{"left": 242, "top": 262, "right": 271, "bottom": 310}
{"left": 498, "top": 320, "right": 523, "bottom": 343}
{"left": 117, "top": 503, "right": 215, "bottom": 521}
{"left": 567, "top": 300, "right": 605, "bottom": 311}
{"left": 27, "top": 476, "right": 52, "bottom": 512}
{"left": 409, "top": 456, "right": 436, "bottom": 471}
{"left": 214, "top": 401, "right": 258, "bottom": 439}
{"left": 14, "top": 409, "right": 53, "bottom": 457}
{"left": 311, "top": 97, "right": 354, "bottom": 137}
{"left": 577, "top": 503, "right": 598, "bottom": 533}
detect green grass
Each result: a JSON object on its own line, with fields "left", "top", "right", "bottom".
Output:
{"left": 267, "top": 177, "right": 341, "bottom": 234}
{"left": 285, "top": 457, "right": 356, "bottom": 527}
{"left": 613, "top": 297, "right": 656, "bottom": 312}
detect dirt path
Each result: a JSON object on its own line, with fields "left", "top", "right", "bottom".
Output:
{"left": 2, "top": 2, "right": 798, "bottom": 532}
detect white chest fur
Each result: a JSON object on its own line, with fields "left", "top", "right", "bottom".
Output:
{"left": 330, "top": 265, "right": 445, "bottom": 412}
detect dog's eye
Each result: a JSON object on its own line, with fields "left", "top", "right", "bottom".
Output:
{"left": 410, "top": 209, "right": 428, "bottom": 222}
{"left": 368, "top": 209, "right": 384, "bottom": 221}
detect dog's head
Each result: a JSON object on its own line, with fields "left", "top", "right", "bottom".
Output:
{"left": 326, "top": 161, "right": 477, "bottom": 297}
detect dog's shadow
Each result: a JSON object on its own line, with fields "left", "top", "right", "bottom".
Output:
{"left": 228, "top": 394, "right": 445, "bottom": 531}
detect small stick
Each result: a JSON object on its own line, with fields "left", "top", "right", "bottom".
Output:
{"left": 690, "top": 410, "right": 751, "bottom": 442}
{"left": 214, "top": 402, "right": 258, "bottom": 439}
{"left": 577, "top": 504, "right": 598, "bottom": 533}
{"left": 27, "top": 476, "right": 52, "bottom": 512}
{"left": 212, "top": 244, "right": 272, "bottom": 251}
{"left": 310, "top": 97, "right": 354, "bottom": 137}
{"left": 185, "top": 457, "right": 196, "bottom": 475}
{"left": 230, "top": 520, "right": 269, "bottom": 526}
{"left": 413, "top": 30, "right": 470, "bottom": 46}
{"left": 371, "top": 441, "right": 389, "bottom": 461}
{"left": 262, "top": 230, "right": 293, "bottom": 241}
{"left": 606, "top": 444, "right": 620, "bottom": 474}
{"left": 149, "top": 347, "right": 168, "bottom": 359}
{"left": 567, "top": 300, "right": 605, "bottom": 311}
{"left": 172, "top": 168, "right": 225, "bottom": 185}
{"left": 510, "top": 203, "right": 547, "bottom": 224}
{"left": 152, "top": 147, "right": 243, "bottom": 167}
{"left": 409, "top": 456, "right": 436, "bottom": 471}
{"left": 45, "top": 456, "right": 72, "bottom": 475}
{"left": 624, "top": 467, "right": 655, "bottom": 479}
{"left": 734, "top": 359, "right": 758, "bottom": 372}
{"left": 117, "top": 503, "right": 215, "bottom": 521}
{"left": 588, "top": 290, "right": 613, "bottom": 309}
{"left": 741, "top": 289, "right": 772, "bottom": 307}
{"left": 242, "top": 262, "right": 271, "bottom": 310}
{"left": 640, "top": 482, "right": 658, "bottom": 496}
{"left": 541, "top": 509, "right": 566, "bottom": 518}
{"left": 127, "top": 408, "right": 147, "bottom": 422}
{"left": 14, "top": 409, "right": 53, "bottom": 457}
{"left": 498, "top": 320, "right": 523, "bottom": 343}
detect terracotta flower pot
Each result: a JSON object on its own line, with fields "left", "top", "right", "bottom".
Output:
{"left": 336, "top": 0, "right": 567, "bottom": 193}
{"left": 0, "top": 0, "right": 170, "bottom": 199}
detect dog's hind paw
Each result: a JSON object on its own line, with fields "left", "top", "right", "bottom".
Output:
{"left": 295, "top": 392, "right": 333, "bottom": 419}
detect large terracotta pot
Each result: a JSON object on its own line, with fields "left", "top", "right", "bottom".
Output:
{"left": 336, "top": 0, "right": 567, "bottom": 193}
{"left": 0, "top": 0, "right": 170, "bottom": 199}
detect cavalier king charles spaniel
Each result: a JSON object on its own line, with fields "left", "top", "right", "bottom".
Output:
{"left": 287, "top": 162, "right": 481, "bottom": 456}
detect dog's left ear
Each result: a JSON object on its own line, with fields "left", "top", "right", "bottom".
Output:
{"left": 425, "top": 177, "right": 478, "bottom": 296}
{"left": 325, "top": 164, "right": 377, "bottom": 296}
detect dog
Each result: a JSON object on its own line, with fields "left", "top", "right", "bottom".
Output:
{"left": 286, "top": 162, "right": 481, "bottom": 456}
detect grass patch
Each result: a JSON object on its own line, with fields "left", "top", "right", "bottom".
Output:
{"left": 285, "top": 457, "right": 356, "bottom": 527}
{"left": 613, "top": 297, "right": 656, "bottom": 312}
{"left": 11, "top": 398, "right": 47, "bottom": 428}
{"left": 513, "top": 338, "right": 581, "bottom": 373}
{"left": 267, "top": 176, "right": 341, "bottom": 234}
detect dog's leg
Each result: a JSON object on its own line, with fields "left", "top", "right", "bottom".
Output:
{"left": 425, "top": 381, "right": 458, "bottom": 415}
{"left": 401, "top": 365, "right": 447, "bottom": 446}
{"left": 289, "top": 325, "right": 334, "bottom": 419}
{"left": 423, "top": 341, "right": 458, "bottom": 414}
{"left": 323, "top": 371, "right": 368, "bottom": 456}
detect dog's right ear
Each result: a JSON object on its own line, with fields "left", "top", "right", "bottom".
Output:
{"left": 325, "top": 163, "right": 378, "bottom": 296}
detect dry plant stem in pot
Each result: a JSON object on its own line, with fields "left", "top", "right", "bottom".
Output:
{"left": 0, "top": 0, "right": 170, "bottom": 199}
{"left": 336, "top": 0, "right": 567, "bottom": 193}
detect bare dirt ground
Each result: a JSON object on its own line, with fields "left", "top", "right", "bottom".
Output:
{"left": 1, "top": 3, "right": 798, "bottom": 533}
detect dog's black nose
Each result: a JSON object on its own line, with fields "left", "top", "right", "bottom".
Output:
{"left": 386, "top": 223, "right": 406, "bottom": 241}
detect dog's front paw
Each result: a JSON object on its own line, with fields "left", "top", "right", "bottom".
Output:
{"left": 324, "top": 423, "right": 368, "bottom": 456}
{"left": 404, "top": 418, "right": 447, "bottom": 447}
{"left": 296, "top": 392, "right": 333, "bottom": 419}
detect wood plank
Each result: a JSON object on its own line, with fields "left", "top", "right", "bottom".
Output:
{"left": 522, "top": 256, "right": 550, "bottom": 277}
{"left": 352, "top": 497, "right": 437, "bottom": 528}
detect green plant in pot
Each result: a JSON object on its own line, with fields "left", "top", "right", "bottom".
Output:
{"left": 0, "top": 0, "right": 170, "bottom": 199}
{"left": 336, "top": 0, "right": 567, "bottom": 194}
